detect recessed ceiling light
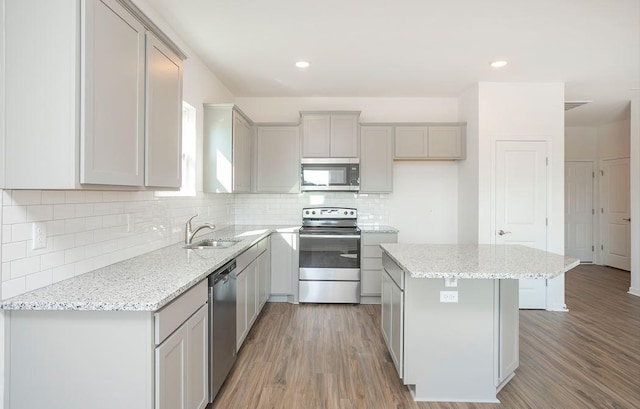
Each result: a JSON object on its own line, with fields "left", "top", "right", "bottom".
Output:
{"left": 490, "top": 60, "right": 508, "bottom": 68}
{"left": 295, "top": 61, "right": 310, "bottom": 68}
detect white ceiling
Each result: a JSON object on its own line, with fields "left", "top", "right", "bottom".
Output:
{"left": 146, "top": 0, "right": 639, "bottom": 127}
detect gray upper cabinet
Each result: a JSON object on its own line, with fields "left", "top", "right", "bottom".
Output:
{"left": 360, "top": 126, "right": 394, "bottom": 193}
{"left": 145, "top": 33, "right": 183, "bottom": 188}
{"left": 203, "top": 104, "right": 253, "bottom": 193}
{"left": 395, "top": 125, "right": 465, "bottom": 160}
{"left": 81, "top": 0, "right": 146, "bottom": 186}
{"left": 301, "top": 112, "right": 360, "bottom": 158}
{"left": 2, "top": 0, "right": 186, "bottom": 189}
{"left": 255, "top": 126, "right": 300, "bottom": 193}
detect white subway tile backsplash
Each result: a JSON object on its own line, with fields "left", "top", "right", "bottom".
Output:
{"left": 75, "top": 203, "right": 94, "bottom": 218}
{"left": 10, "top": 256, "right": 40, "bottom": 279}
{"left": 64, "top": 218, "right": 86, "bottom": 234}
{"left": 41, "top": 250, "right": 66, "bottom": 271}
{"left": 25, "top": 269, "right": 53, "bottom": 292}
{"left": 65, "top": 191, "right": 86, "bottom": 204}
{"left": 3, "top": 206, "right": 27, "bottom": 224}
{"left": 53, "top": 204, "right": 76, "bottom": 220}
{"left": 2, "top": 263, "right": 11, "bottom": 281}
{"left": 2, "top": 242, "right": 26, "bottom": 262}
{"left": 84, "top": 191, "right": 103, "bottom": 203}
{"left": 2, "top": 225, "right": 12, "bottom": 243}
{"left": 53, "top": 234, "right": 76, "bottom": 251}
{"left": 2, "top": 277, "right": 26, "bottom": 300}
{"left": 52, "top": 264, "right": 75, "bottom": 283}
{"left": 42, "top": 191, "right": 67, "bottom": 204}
{"left": 26, "top": 205, "right": 54, "bottom": 222}
{"left": 10, "top": 223, "right": 31, "bottom": 242}
{"left": 12, "top": 190, "right": 42, "bottom": 206}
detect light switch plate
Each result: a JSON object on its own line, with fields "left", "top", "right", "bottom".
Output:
{"left": 32, "top": 222, "right": 47, "bottom": 250}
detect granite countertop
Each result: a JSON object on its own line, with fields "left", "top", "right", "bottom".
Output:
{"left": 380, "top": 243, "right": 579, "bottom": 279}
{"left": 0, "top": 225, "right": 297, "bottom": 312}
{"left": 358, "top": 225, "right": 399, "bottom": 233}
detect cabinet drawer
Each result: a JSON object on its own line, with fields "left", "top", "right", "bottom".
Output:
{"left": 257, "top": 236, "right": 269, "bottom": 255}
{"left": 362, "top": 257, "right": 382, "bottom": 270}
{"left": 382, "top": 253, "right": 404, "bottom": 290}
{"left": 362, "top": 233, "right": 398, "bottom": 245}
{"left": 155, "top": 280, "right": 207, "bottom": 345}
{"left": 237, "top": 244, "right": 258, "bottom": 272}
{"left": 362, "top": 245, "right": 382, "bottom": 258}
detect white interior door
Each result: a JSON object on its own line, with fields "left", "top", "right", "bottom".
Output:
{"left": 601, "top": 158, "right": 631, "bottom": 271}
{"left": 495, "top": 141, "right": 548, "bottom": 309}
{"left": 565, "top": 162, "right": 594, "bottom": 262}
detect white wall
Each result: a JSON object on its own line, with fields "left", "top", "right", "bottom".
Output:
{"left": 457, "top": 85, "right": 480, "bottom": 244}
{"left": 476, "top": 82, "right": 567, "bottom": 310}
{"left": 565, "top": 127, "right": 598, "bottom": 161}
{"left": 598, "top": 119, "right": 631, "bottom": 160}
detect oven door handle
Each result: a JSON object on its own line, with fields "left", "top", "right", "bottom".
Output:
{"left": 299, "top": 234, "right": 361, "bottom": 239}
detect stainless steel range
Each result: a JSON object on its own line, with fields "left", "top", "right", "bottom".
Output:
{"left": 299, "top": 207, "right": 361, "bottom": 303}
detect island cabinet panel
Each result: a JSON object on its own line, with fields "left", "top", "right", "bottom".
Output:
{"left": 381, "top": 252, "right": 519, "bottom": 403}
{"left": 255, "top": 126, "right": 301, "bottom": 193}
{"left": 360, "top": 126, "right": 394, "bottom": 193}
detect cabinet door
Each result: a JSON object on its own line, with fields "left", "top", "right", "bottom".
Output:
{"left": 360, "top": 126, "right": 393, "bottom": 192}
{"left": 330, "top": 115, "right": 359, "bottom": 157}
{"left": 257, "top": 250, "right": 270, "bottom": 310}
{"left": 145, "top": 33, "right": 183, "bottom": 188}
{"left": 428, "top": 126, "right": 461, "bottom": 158}
{"left": 246, "top": 260, "right": 258, "bottom": 327}
{"left": 233, "top": 113, "right": 253, "bottom": 192}
{"left": 256, "top": 127, "right": 300, "bottom": 193}
{"left": 156, "top": 323, "right": 188, "bottom": 409}
{"left": 187, "top": 306, "right": 208, "bottom": 409}
{"left": 270, "top": 232, "right": 297, "bottom": 295}
{"left": 236, "top": 269, "right": 248, "bottom": 349}
{"left": 302, "top": 115, "right": 331, "bottom": 157}
{"left": 394, "top": 127, "right": 428, "bottom": 158}
{"left": 381, "top": 271, "right": 393, "bottom": 349}
{"left": 81, "top": 0, "right": 145, "bottom": 186}
{"left": 390, "top": 279, "right": 404, "bottom": 378}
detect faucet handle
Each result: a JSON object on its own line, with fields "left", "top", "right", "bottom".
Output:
{"left": 186, "top": 214, "right": 198, "bottom": 228}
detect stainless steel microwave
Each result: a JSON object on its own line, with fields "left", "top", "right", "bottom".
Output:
{"left": 300, "top": 158, "right": 360, "bottom": 191}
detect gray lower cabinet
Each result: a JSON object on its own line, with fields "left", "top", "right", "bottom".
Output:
{"left": 155, "top": 304, "right": 208, "bottom": 409}
{"left": 255, "top": 126, "right": 300, "bottom": 193}
{"left": 270, "top": 230, "right": 299, "bottom": 300}
{"left": 236, "top": 237, "right": 271, "bottom": 350}
{"left": 5, "top": 279, "right": 208, "bottom": 409}
{"left": 361, "top": 232, "right": 398, "bottom": 297}
{"left": 360, "top": 126, "right": 394, "bottom": 193}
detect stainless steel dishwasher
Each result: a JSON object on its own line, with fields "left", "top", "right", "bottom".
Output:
{"left": 208, "top": 259, "right": 237, "bottom": 402}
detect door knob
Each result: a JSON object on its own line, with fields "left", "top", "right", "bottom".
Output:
{"left": 623, "top": 218, "right": 631, "bottom": 222}
{"left": 497, "top": 229, "right": 512, "bottom": 236}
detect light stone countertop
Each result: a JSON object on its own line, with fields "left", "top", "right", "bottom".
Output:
{"left": 380, "top": 243, "right": 579, "bottom": 279}
{"left": 0, "top": 225, "right": 298, "bottom": 312}
{"left": 358, "top": 225, "right": 399, "bottom": 233}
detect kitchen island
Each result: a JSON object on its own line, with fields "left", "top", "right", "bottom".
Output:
{"left": 379, "top": 244, "right": 579, "bottom": 403}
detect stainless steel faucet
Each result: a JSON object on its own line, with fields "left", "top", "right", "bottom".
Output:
{"left": 185, "top": 215, "right": 216, "bottom": 245}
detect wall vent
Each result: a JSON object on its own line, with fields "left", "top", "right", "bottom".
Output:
{"left": 564, "top": 101, "right": 591, "bottom": 111}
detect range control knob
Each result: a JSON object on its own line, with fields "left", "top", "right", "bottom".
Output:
{"left": 344, "top": 211, "right": 347, "bottom": 215}
{"left": 312, "top": 211, "right": 316, "bottom": 215}
{"left": 350, "top": 211, "right": 354, "bottom": 215}
{"left": 304, "top": 210, "right": 309, "bottom": 215}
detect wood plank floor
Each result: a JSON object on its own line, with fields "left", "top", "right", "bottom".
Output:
{"left": 209, "top": 265, "right": 640, "bottom": 409}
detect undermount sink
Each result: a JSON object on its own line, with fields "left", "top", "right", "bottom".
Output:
{"left": 184, "top": 238, "right": 241, "bottom": 250}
